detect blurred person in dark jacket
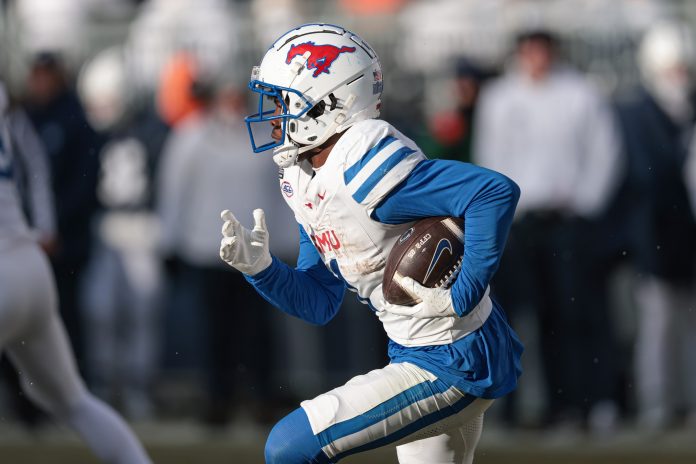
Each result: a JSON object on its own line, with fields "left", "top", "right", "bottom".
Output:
{"left": 24, "top": 52, "right": 101, "bottom": 366}
{"left": 474, "top": 30, "right": 622, "bottom": 430}
{"left": 77, "top": 47, "right": 169, "bottom": 420}
{"left": 615, "top": 21, "right": 696, "bottom": 430}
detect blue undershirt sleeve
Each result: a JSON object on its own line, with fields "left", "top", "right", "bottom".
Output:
{"left": 371, "top": 159, "right": 520, "bottom": 317}
{"left": 245, "top": 224, "right": 346, "bottom": 326}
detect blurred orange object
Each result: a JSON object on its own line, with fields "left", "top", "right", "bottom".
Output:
{"left": 157, "top": 52, "right": 203, "bottom": 127}
{"left": 339, "top": 0, "right": 406, "bottom": 15}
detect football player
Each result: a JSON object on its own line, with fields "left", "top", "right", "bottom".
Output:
{"left": 0, "top": 81, "right": 151, "bottom": 463}
{"left": 219, "top": 24, "right": 522, "bottom": 464}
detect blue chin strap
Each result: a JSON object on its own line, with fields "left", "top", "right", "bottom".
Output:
{"left": 245, "top": 80, "right": 314, "bottom": 153}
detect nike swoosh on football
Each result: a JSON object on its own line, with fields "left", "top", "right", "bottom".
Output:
{"left": 423, "top": 238, "right": 453, "bottom": 283}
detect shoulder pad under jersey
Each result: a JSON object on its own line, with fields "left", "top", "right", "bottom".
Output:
{"left": 336, "top": 119, "right": 425, "bottom": 210}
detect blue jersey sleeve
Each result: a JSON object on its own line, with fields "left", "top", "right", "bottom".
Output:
{"left": 372, "top": 159, "right": 520, "bottom": 317}
{"left": 244, "top": 224, "right": 346, "bottom": 325}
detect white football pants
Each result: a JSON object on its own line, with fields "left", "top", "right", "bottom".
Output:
{"left": 82, "top": 229, "right": 161, "bottom": 412}
{"left": 0, "top": 241, "right": 151, "bottom": 464}
{"left": 301, "top": 361, "right": 493, "bottom": 463}
{"left": 634, "top": 275, "right": 696, "bottom": 427}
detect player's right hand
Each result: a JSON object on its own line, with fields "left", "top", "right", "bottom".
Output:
{"left": 219, "top": 209, "right": 272, "bottom": 276}
{"left": 378, "top": 278, "right": 457, "bottom": 319}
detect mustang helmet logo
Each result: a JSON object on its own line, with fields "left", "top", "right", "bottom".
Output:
{"left": 286, "top": 41, "right": 356, "bottom": 77}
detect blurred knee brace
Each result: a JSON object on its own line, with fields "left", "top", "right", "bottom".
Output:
{"left": 265, "top": 408, "right": 331, "bottom": 464}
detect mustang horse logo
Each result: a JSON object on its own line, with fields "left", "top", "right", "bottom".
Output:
{"left": 286, "top": 41, "right": 356, "bottom": 77}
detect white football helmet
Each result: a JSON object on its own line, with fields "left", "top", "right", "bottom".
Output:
{"left": 77, "top": 46, "right": 129, "bottom": 131}
{"left": 245, "top": 23, "right": 383, "bottom": 167}
{"left": 638, "top": 21, "right": 696, "bottom": 80}
{"left": 638, "top": 21, "right": 696, "bottom": 121}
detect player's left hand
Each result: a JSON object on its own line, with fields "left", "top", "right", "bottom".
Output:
{"left": 379, "top": 277, "right": 456, "bottom": 318}
{"left": 219, "top": 209, "right": 272, "bottom": 275}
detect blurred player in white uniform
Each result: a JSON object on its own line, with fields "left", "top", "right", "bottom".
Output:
{"left": 219, "top": 25, "right": 522, "bottom": 464}
{"left": 0, "top": 81, "right": 151, "bottom": 464}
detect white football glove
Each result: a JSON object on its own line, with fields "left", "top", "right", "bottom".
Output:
{"left": 219, "top": 209, "right": 272, "bottom": 275}
{"left": 380, "top": 277, "right": 457, "bottom": 319}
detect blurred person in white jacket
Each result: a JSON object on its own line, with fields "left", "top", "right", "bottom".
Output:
{"left": 474, "top": 30, "right": 622, "bottom": 429}
{"left": 157, "top": 76, "right": 296, "bottom": 425}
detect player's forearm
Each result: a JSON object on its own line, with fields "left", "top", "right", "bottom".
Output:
{"left": 451, "top": 172, "right": 519, "bottom": 316}
{"left": 372, "top": 160, "right": 520, "bottom": 317}
{"left": 245, "top": 255, "right": 344, "bottom": 325}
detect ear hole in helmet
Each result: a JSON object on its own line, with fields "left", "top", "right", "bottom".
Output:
{"left": 307, "top": 100, "right": 326, "bottom": 119}
{"left": 288, "top": 121, "right": 297, "bottom": 132}
{"left": 328, "top": 93, "right": 339, "bottom": 110}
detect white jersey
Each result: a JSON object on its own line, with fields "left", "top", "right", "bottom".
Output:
{"left": 279, "top": 119, "right": 491, "bottom": 347}
{"left": 0, "top": 117, "right": 34, "bottom": 251}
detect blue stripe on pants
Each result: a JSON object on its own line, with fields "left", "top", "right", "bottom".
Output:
{"left": 317, "top": 378, "right": 452, "bottom": 449}
{"left": 331, "top": 391, "right": 476, "bottom": 462}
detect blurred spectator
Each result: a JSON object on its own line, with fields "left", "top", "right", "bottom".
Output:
{"left": 127, "top": 0, "right": 240, "bottom": 94}
{"left": 156, "top": 52, "right": 206, "bottom": 128}
{"left": 397, "top": 0, "right": 508, "bottom": 74}
{"left": 15, "top": 0, "right": 90, "bottom": 61}
{"left": 418, "top": 58, "right": 492, "bottom": 163}
{"left": 23, "top": 52, "right": 101, "bottom": 368}
{"left": 474, "top": 30, "right": 622, "bottom": 430}
{"left": 615, "top": 21, "right": 696, "bottom": 430}
{"left": 77, "top": 47, "right": 169, "bottom": 420}
{"left": 16, "top": 0, "right": 138, "bottom": 57}
{"left": 250, "top": 0, "right": 303, "bottom": 51}
{"left": 156, "top": 74, "right": 293, "bottom": 426}
{"left": 689, "top": 135, "right": 696, "bottom": 214}
{"left": 339, "top": 0, "right": 406, "bottom": 16}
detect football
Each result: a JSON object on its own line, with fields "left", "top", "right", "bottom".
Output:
{"left": 382, "top": 217, "right": 465, "bottom": 306}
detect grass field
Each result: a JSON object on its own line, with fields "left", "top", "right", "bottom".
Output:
{"left": 1, "top": 421, "right": 695, "bottom": 463}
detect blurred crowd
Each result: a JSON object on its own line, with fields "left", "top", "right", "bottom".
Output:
{"left": 1, "top": 0, "right": 696, "bottom": 438}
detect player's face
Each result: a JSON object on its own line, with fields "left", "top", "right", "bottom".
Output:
{"left": 270, "top": 97, "right": 284, "bottom": 141}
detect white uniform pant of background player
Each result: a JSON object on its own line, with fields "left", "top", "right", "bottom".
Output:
{"left": 634, "top": 276, "right": 696, "bottom": 428}
{"left": 301, "top": 362, "right": 493, "bottom": 464}
{"left": 82, "top": 213, "right": 161, "bottom": 419}
{"left": 0, "top": 242, "right": 150, "bottom": 464}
